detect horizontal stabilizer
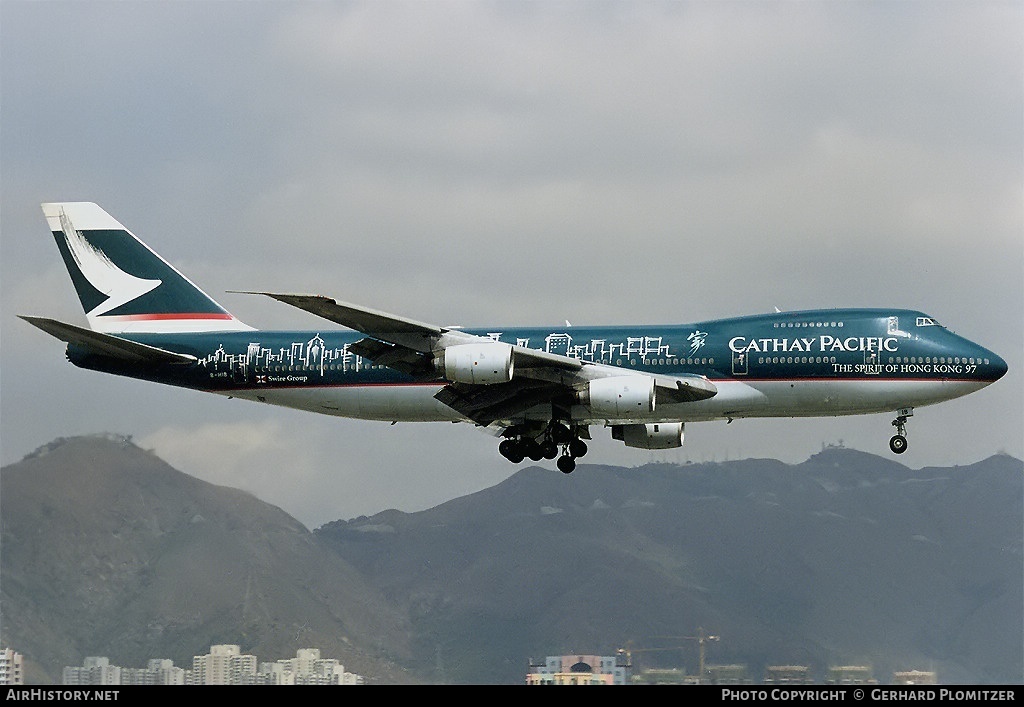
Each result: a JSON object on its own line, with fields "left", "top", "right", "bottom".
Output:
{"left": 19, "top": 316, "right": 196, "bottom": 364}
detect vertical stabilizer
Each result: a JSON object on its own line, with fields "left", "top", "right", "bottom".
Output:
{"left": 42, "top": 202, "right": 253, "bottom": 333}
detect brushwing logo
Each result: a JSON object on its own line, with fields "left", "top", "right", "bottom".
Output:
{"left": 59, "top": 208, "right": 161, "bottom": 317}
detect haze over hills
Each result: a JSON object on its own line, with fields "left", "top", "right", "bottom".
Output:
{"left": 0, "top": 435, "right": 416, "bottom": 684}
{"left": 2, "top": 435, "right": 1020, "bottom": 685}
{"left": 317, "top": 447, "right": 1024, "bottom": 685}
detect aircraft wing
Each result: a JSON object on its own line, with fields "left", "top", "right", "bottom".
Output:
{"left": 247, "top": 291, "right": 586, "bottom": 368}
{"left": 239, "top": 292, "right": 473, "bottom": 353}
{"left": 19, "top": 316, "right": 197, "bottom": 364}
{"left": 247, "top": 292, "right": 716, "bottom": 423}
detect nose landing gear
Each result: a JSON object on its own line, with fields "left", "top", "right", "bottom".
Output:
{"left": 889, "top": 407, "right": 913, "bottom": 454}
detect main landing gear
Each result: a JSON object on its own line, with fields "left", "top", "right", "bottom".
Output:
{"left": 498, "top": 421, "right": 588, "bottom": 474}
{"left": 889, "top": 407, "right": 913, "bottom": 455}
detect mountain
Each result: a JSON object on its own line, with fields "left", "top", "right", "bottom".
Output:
{"left": 2, "top": 435, "right": 1021, "bottom": 685}
{"left": 316, "top": 447, "right": 1023, "bottom": 685}
{"left": 0, "top": 435, "right": 416, "bottom": 684}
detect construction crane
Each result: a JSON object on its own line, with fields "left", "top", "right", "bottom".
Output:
{"left": 617, "top": 641, "right": 691, "bottom": 664}
{"left": 616, "top": 642, "right": 692, "bottom": 675}
{"left": 645, "top": 627, "right": 721, "bottom": 682}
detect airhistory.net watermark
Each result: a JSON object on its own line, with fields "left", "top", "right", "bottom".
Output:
{"left": 3, "top": 690, "right": 118, "bottom": 701}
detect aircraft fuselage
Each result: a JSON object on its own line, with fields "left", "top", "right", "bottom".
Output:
{"left": 69, "top": 308, "right": 1005, "bottom": 426}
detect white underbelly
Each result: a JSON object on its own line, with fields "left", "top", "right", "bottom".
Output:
{"left": 217, "top": 377, "right": 990, "bottom": 425}
{"left": 221, "top": 383, "right": 462, "bottom": 422}
{"left": 700, "top": 378, "right": 989, "bottom": 419}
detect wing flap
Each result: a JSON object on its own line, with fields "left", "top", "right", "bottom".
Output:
{"left": 434, "top": 380, "right": 567, "bottom": 426}
{"left": 347, "top": 337, "right": 437, "bottom": 378}
{"left": 19, "top": 316, "right": 197, "bottom": 364}
{"left": 511, "top": 345, "right": 584, "bottom": 372}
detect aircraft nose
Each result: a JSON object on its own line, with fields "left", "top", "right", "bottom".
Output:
{"left": 988, "top": 351, "right": 1008, "bottom": 381}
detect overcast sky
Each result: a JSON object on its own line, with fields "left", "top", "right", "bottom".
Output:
{"left": 2, "top": 1, "right": 1021, "bottom": 529}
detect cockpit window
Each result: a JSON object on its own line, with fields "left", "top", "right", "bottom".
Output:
{"left": 916, "top": 317, "right": 940, "bottom": 327}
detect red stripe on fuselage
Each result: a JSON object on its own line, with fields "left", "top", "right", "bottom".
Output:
{"left": 100, "top": 313, "right": 235, "bottom": 321}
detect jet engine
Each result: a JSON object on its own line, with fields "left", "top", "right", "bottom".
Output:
{"left": 577, "top": 375, "right": 656, "bottom": 416}
{"left": 611, "top": 422, "right": 684, "bottom": 449}
{"left": 436, "top": 342, "right": 514, "bottom": 385}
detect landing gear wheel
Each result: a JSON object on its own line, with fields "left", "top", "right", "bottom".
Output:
{"left": 889, "top": 408, "right": 912, "bottom": 455}
{"left": 499, "top": 439, "right": 524, "bottom": 464}
{"left": 525, "top": 440, "right": 544, "bottom": 462}
{"left": 541, "top": 441, "right": 559, "bottom": 460}
{"left": 568, "top": 439, "right": 588, "bottom": 458}
{"left": 557, "top": 455, "right": 576, "bottom": 474}
{"left": 889, "top": 435, "right": 908, "bottom": 454}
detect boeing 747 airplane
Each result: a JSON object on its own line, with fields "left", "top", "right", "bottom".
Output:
{"left": 22, "top": 202, "right": 1007, "bottom": 473}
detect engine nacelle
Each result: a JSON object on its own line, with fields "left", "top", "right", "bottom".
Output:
{"left": 578, "top": 375, "right": 655, "bottom": 417}
{"left": 611, "top": 422, "right": 684, "bottom": 450}
{"left": 436, "top": 342, "right": 514, "bottom": 385}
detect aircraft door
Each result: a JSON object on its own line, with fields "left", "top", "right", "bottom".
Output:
{"left": 732, "top": 349, "right": 749, "bottom": 375}
{"left": 863, "top": 349, "right": 880, "bottom": 373}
